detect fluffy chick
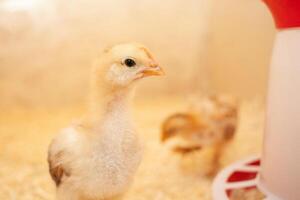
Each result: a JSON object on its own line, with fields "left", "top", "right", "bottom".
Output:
{"left": 161, "top": 95, "right": 238, "bottom": 175}
{"left": 48, "top": 43, "right": 164, "bottom": 200}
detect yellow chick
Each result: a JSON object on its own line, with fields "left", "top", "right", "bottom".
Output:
{"left": 48, "top": 43, "right": 164, "bottom": 200}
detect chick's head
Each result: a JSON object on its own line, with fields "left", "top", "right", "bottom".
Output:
{"left": 93, "top": 43, "right": 164, "bottom": 89}
{"left": 161, "top": 113, "right": 202, "bottom": 142}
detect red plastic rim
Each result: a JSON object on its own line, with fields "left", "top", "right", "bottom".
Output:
{"left": 212, "top": 156, "right": 264, "bottom": 200}
{"left": 263, "top": 0, "right": 300, "bottom": 29}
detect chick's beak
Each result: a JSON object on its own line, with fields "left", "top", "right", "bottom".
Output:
{"left": 140, "top": 64, "right": 165, "bottom": 77}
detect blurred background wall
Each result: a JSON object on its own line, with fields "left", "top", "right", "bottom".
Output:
{"left": 208, "top": 0, "right": 275, "bottom": 98}
{"left": 0, "top": 0, "right": 275, "bottom": 108}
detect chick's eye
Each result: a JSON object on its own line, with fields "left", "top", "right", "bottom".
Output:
{"left": 124, "top": 58, "right": 136, "bottom": 67}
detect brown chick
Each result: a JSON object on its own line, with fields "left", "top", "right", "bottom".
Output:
{"left": 161, "top": 113, "right": 207, "bottom": 153}
{"left": 161, "top": 95, "right": 238, "bottom": 175}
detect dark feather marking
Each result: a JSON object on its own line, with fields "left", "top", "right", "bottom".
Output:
{"left": 48, "top": 150, "right": 70, "bottom": 186}
{"left": 173, "top": 145, "right": 202, "bottom": 155}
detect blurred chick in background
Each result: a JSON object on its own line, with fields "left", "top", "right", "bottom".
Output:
{"left": 161, "top": 95, "right": 238, "bottom": 176}
{"left": 48, "top": 43, "right": 164, "bottom": 200}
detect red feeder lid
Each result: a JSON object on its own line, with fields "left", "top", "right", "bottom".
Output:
{"left": 263, "top": 0, "right": 300, "bottom": 29}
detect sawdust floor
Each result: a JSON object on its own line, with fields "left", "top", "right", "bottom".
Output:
{"left": 0, "top": 99, "right": 264, "bottom": 200}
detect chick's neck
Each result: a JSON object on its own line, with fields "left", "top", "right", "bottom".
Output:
{"left": 83, "top": 83, "right": 135, "bottom": 130}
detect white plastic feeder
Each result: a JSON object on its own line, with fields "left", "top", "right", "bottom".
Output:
{"left": 213, "top": 0, "right": 300, "bottom": 199}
